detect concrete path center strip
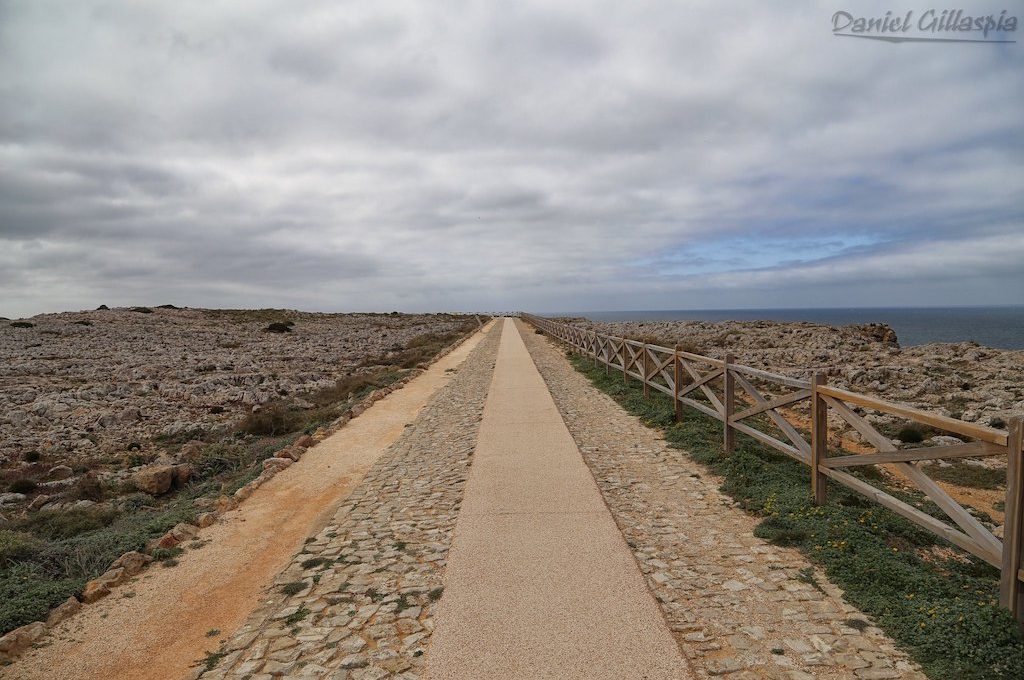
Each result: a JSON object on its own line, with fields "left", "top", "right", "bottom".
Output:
{"left": 424, "top": 318, "right": 692, "bottom": 680}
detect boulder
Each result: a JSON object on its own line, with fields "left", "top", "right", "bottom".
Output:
{"left": 0, "top": 621, "right": 47, "bottom": 661}
{"left": 154, "top": 532, "right": 180, "bottom": 550}
{"left": 81, "top": 567, "right": 125, "bottom": 603}
{"left": 46, "top": 596, "right": 82, "bottom": 627}
{"left": 294, "top": 435, "right": 316, "bottom": 449}
{"left": 28, "top": 494, "right": 53, "bottom": 510}
{"left": 180, "top": 440, "right": 205, "bottom": 461}
{"left": 111, "top": 551, "right": 152, "bottom": 576}
{"left": 0, "top": 493, "right": 27, "bottom": 507}
{"left": 132, "top": 465, "right": 174, "bottom": 495}
{"left": 172, "top": 464, "right": 193, "bottom": 487}
{"left": 118, "top": 407, "right": 142, "bottom": 423}
{"left": 170, "top": 523, "right": 198, "bottom": 542}
{"left": 81, "top": 580, "right": 110, "bottom": 603}
{"left": 215, "top": 495, "right": 238, "bottom": 513}
{"left": 47, "top": 464, "right": 74, "bottom": 480}
{"left": 196, "top": 512, "right": 217, "bottom": 528}
{"left": 94, "top": 413, "right": 117, "bottom": 429}
{"left": 275, "top": 447, "right": 301, "bottom": 461}
{"left": 263, "top": 457, "right": 293, "bottom": 471}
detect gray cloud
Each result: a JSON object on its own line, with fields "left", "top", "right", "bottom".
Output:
{"left": 0, "top": 0, "right": 1021, "bottom": 318}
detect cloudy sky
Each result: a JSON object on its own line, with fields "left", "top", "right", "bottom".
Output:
{"left": 1, "top": 1, "right": 1021, "bottom": 317}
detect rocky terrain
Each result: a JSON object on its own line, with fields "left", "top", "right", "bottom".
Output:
{"left": 0, "top": 307, "right": 477, "bottom": 510}
{"left": 573, "top": 317, "right": 1024, "bottom": 430}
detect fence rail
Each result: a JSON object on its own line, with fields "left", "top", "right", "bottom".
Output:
{"left": 521, "top": 312, "right": 1024, "bottom": 626}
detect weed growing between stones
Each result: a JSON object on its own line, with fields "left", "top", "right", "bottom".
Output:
{"left": 284, "top": 605, "right": 309, "bottom": 625}
{"left": 202, "top": 650, "right": 227, "bottom": 672}
{"left": 299, "top": 557, "right": 330, "bottom": 570}
{"left": 280, "top": 581, "right": 306, "bottom": 596}
{"left": 570, "top": 355, "right": 1024, "bottom": 680}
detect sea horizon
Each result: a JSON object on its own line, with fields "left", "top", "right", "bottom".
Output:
{"left": 553, "top": 305, "right": 1024, "bottom": 350}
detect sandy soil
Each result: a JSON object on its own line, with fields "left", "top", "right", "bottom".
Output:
{"left": 6, "top": 321, "right": 492, "bottom": 680}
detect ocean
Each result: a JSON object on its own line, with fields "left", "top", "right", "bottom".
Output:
{"left": 565, "top": 306, "right": 1024, "bottom": 350}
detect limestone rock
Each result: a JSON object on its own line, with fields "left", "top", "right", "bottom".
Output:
{"left": 170, "top": 522, "right": 198, "bottom": 542}
{"left": 46, "top": 596, "right": 82, "bottom": 627}
{"left": 82, "top": 567, "right": 125, "bottom": 603}
{"left": 196, "top": 512, "right": 217, "bottom": 528}
{"left": 172, "top": 464, "right": 193, "bottom": 486}
{"left": 111, "top": 551, "right": 152, "bottom": 576}
{"left": 132, "top": 465, "right": 175, "bottom": 495}
{"left": 0, "top": 621, "right": 47, "bottom": 661}
{"left": 47, "top": 464, "right": 73, "bottom": 480}
{"left": 263, "top": 457, "right": 293, "bottom": 471}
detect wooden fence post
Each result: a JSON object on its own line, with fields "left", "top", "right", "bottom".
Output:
{"left": 592, "top": 332, "right": 597, "bottom": 367}
{"left": 673, "top": 344, "right": 682, "bottom": 423}
{"left": 811, "top": 372, "right": 829, "bottom": 506}
{"left": 622, "top": 343, "right": 628, "bottom": 384}
{"left": 643, "top": 345, "right": 650, "bottom": 399}
{"left": 723, "top": 354, "right": 735, "bottom": 454}
{"left": 1000, "top": 416, "right": 1024, "bottom": 628}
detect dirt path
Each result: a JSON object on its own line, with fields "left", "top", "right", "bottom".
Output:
{"left": 7, "top": 322, "right": 493, "bottom": 680}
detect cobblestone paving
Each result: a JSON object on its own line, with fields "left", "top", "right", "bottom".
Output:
{"left": 196, "top": 322, "right": 501, "bottom": 680}
{"left": 519, "top": 321, "right": 926, "bottom": 680}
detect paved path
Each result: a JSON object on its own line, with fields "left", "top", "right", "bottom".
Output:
{"left": 424, "top": 319, "right": 691, "bottom": 679}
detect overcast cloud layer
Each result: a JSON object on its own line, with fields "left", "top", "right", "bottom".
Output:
{"left": 1, "top": 1, "right": 1022, "bottom": 317}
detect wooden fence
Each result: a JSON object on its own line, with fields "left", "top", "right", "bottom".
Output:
{"left": 521, "top": 313, "right": 1024, "bottom": 626}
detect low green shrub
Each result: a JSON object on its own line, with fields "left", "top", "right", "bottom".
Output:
{"left": 926, "top": 461, "right": 1005, "bottom": 490}
{"left": 569, "top": 355, "right": 1024, "bottom": 680}
{"left": 897, "top": 426, "right": 925, "bottom": 443}
{"left": 0, "top": 531, "right": 45, "bottom": 566}
{"left": 0, "top": 490, "right": 204, "bottom": 634}
{"left": 8, "top": 478, "right": 37, "bottom": 494}
{"left": 11, "top": 507, "right": 119, "bottom": 541}
{"left": 237, "top": 405, "right": 299, "bottom": 436}
{"left": 151, "top": 547, "right": 184, "bottom": 561}
{"left": 191, "top": 443, "right": 252, "bottom": 477}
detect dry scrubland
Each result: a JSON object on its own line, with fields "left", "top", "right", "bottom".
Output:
{"left": 0, "top": 306, "right": 478, "bottom": 637}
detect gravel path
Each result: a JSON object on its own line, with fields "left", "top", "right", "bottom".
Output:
{"left": 518, "top": 320, "right": 925, "bottom": 680}
{"left": 196, "top": 320, "right": 502, "bottom": 679}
